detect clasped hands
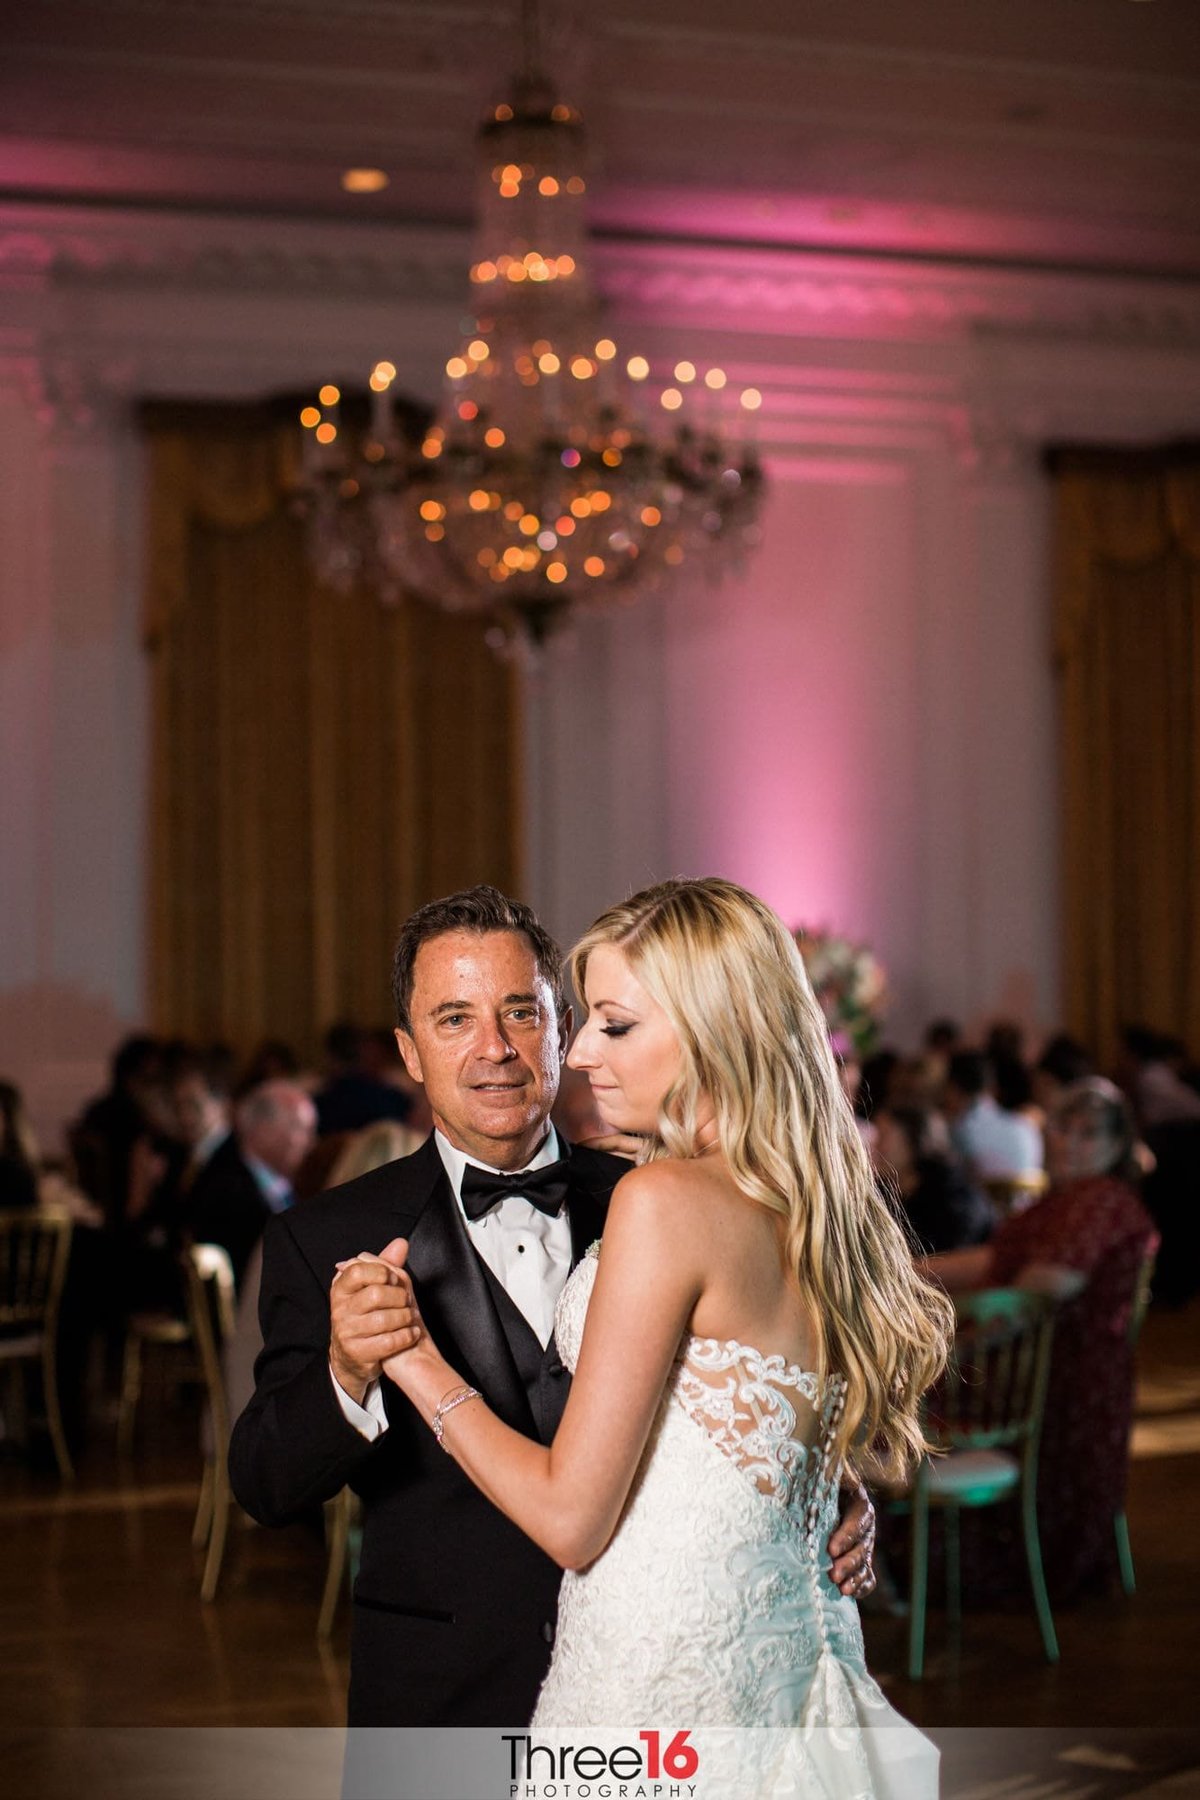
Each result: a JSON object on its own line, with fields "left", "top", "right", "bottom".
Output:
{"left": 328, "top": 1240, "right": 878, "bottom": 1600}
{"left": 329, "top": 1238, "right": 433, "bottom": 1405}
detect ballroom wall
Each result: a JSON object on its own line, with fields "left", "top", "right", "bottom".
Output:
{"left": 3, "top": 205, "right": 1200, "bottom": 1145}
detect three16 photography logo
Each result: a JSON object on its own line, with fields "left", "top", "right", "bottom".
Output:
{"left": 503, "top": 1729, "right": 700, "bottom": 1799}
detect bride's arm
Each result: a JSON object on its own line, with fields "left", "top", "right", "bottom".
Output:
{"left": 384, "top": 1165, "right": 703, "bottom": 1570}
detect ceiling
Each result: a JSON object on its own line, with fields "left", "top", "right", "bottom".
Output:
{"left": 3, "top": 0, "right": 1200, "bottom": 277}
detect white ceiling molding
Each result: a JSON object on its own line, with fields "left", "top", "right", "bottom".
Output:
{"left": 4, "top": 204, "right": 1199, "bottom": 352}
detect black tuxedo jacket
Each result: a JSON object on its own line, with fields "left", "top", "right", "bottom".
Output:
{"left": 227, "top": 1132, "right": 622, "bottom": 1726}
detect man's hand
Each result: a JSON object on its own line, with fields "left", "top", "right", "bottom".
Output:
{"left": 828, "top": 1483, "right": 876, "bottom": 1600}
{"left": 329, "top": 1237, "right": 420, "bottom": 1405}
{"left": 574, "top": 1130, "right": 644, "bottom": 1160}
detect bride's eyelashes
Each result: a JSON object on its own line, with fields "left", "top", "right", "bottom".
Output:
{"left": 600, "top": 1023, "right": 633, "bottom": 1038}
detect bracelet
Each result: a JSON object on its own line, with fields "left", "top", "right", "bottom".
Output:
{"left": 432, "top": 1384, "right": 481, "bottom": 1450}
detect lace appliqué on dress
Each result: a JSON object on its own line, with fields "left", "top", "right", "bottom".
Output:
{"left": 676, "top": 1337, "right": 845, "bottom": 1510}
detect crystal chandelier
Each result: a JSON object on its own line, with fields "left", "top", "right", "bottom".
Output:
{"left": 297, "top": 13, "right": 764, "bottom": 655}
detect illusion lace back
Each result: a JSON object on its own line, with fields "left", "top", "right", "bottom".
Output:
{"left": 676, "top": 1337, "right": 844, "bottom": 1508}
{"left": 531, "top": 1247, "right": 938, "bottom": 1799}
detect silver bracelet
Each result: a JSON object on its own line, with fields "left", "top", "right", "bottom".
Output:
{"left": 432, "top": 1384, "right": 481, "bottom": 1449}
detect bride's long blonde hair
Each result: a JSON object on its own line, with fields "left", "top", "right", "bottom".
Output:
{"left": 570, "top": 877, "right": 953, "bottom": 1479}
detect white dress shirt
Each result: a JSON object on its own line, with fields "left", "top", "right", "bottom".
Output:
{"left": 951, "top": 1095, "right": 1044, "bottom": 1179}
{"left": 332, "top": 1127, "right": 571, "bottom": 1441}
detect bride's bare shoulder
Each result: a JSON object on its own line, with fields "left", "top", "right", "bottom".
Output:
{"left": 608, "top": 1156, "right": 738, "bottom": 1231}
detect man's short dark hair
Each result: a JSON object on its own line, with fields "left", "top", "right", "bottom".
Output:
{"left": 391, "top": 885, "right": 565, "bottom": 1033}
{"left": 924, "top": 1017, "right": 961, "bottom": 1053}
{"left": 946, "top": 1049, "right": 988, "bottom": 1098}
{"left": 111, "top": 1034, "right": 162, "bottom": 1090}
{"left": 1036, "top": 1034, "right": 1093, "bottom": 1088}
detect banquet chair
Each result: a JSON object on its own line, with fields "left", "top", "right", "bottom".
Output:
{"left": 318, "top": 1486, "right": 363, "bottom": 1639}
{"left": 0, "top": 1208, "right": 75, "bottom": 1480}
{"left": 1114, "top": 1248, "right": 1157, "bottom": 1596}
{"left": 903, "top": 1287, "right": 1058, "bottom": 1679}
{"left": 117, "top": 1309, "right": 194, "bottom": 1459}
{"left": 186, "top": 1241, "right": 237, "bottom": 1603}
{"left": 187, "top": 1241, "right": 361, "bottom": 1627}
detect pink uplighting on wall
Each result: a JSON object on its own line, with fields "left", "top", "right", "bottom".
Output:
{"left": 662, "top": 455, "right": 924, "bottom": 1022}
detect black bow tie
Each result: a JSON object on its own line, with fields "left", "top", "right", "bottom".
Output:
{"left": 459, "top": 1161, "right": 570, "bottom": 1221}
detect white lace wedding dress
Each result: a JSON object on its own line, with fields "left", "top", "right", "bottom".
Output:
{"left": 531, "top": 1246, "right": 938, "bottom": 1799}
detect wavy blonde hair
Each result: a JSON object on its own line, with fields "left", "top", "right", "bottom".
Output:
{"left": 571, "top": 877, "right": 953, "bottom": 1479}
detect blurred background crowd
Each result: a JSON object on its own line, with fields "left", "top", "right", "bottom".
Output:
{"left": 1, "top": 1002, "right": 1188, "bottom": 1620}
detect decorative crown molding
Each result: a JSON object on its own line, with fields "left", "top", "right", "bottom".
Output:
{"left": 4, "top": 204, "right": 1200, "bottom": 352}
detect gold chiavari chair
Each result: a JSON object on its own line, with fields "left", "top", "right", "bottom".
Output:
{"left": 0, "top": 1208, "right": 75, "bottom": 1480}
{"left": 185, "top": 1241, "right": 237, "bottom": 1602}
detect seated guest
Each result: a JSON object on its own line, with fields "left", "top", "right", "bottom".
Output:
{"left": 872, "top": 1103, "right": 993, "bottom": 1255}
{"left": 993, "top": 1051, "right": 1036, "bottom": 1116}
{"left": 985, "top": 1018, "right": 1028, "bottom": 1069}
{"left": 313, "top": 1022, "right": 414, "bottom": 1136}
{"left": 858, "top": 1048, "right": 900, "bottom": 1121}
{"left": 172, "top": 1062, "right": 232, "bottom": 1182}
{"left": 70, "top": 1034, "right": 163, "bottom": 1227}
{"left": 923, "top": 1078, "right": 1160, "bottom": 1600}
{"left": 922, "top": 1017, "right": 962, "bottom": 1091}
{"left": 943, "top": 1049, "right": 1043, "bottom": 1180}
{"left": 187, "top": 1079, "right": 316, "bottom": 1288}
{"left": 0, "top": 1080, "right": 39, "bottom": 1209}
{"left": 124, "top": 1060, "right": 234, "bottom": 1313}
{"left": 1, "top": 1080, "right": 102, "bottom": 1224}
{"left": 1121, "top": 1025, "right": 1200, "bottom": 1130}
{"left": 1031, "top": 1034, "right": 1095, "bottom": 1117}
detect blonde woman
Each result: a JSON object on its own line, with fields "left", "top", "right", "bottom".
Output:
{"left": 380, "top": 880, "right": 951, "bottom": 1789}
{"left": 326, "top": 1119, "right": 425, "bottom": 1189}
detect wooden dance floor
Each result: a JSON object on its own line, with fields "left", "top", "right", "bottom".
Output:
{"left": 1, "top": 1303, "right": 1198, "bottom": 1796}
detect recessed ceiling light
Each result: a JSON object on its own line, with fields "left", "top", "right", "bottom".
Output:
{"left": 341, "top": 168, "right": 389, "bottom": 193}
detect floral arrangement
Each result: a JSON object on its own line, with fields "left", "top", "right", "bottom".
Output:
{"left": 793, "top": 926, "right": 888, "bottom": 1060}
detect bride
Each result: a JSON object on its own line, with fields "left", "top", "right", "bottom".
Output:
{"left": 383, "top": 878, "right": 952, "bottom": 1794}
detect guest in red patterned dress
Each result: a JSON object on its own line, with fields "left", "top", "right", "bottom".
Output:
{"left": 923, "top": 1078, "right": 1159, "bottom": 1601}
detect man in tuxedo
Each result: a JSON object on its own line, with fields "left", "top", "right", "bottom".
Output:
{"left": 229, "top": 886, "right": 875, "bottom": 1727}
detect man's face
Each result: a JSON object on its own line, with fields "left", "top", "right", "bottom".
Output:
{"left": 242, "top": 1088, "right": 317, "bottom": 1179}
{"left": 396, "top": 929, "right": 568, "bottom": 1169}
{"left": 172, "top": 1075, "right": 227, "bottom": 1149}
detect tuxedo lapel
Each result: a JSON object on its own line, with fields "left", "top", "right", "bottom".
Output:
{"left": 400, "top": 1142, "right": 535, "bottom": 1435}
{"left": 561, "top": 1141, "right": 613, "bottom": 1270}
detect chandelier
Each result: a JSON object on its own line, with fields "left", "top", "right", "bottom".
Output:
{"left": 297, "top": 17, "right": 765, "bottom": 656}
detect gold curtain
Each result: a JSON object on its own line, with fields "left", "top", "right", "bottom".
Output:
{"left": 142, "top": 401, "right": 521, "bottom": 1058}
{"left": 1052, "top": 445, "right": 1200, "bottom": 1066}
